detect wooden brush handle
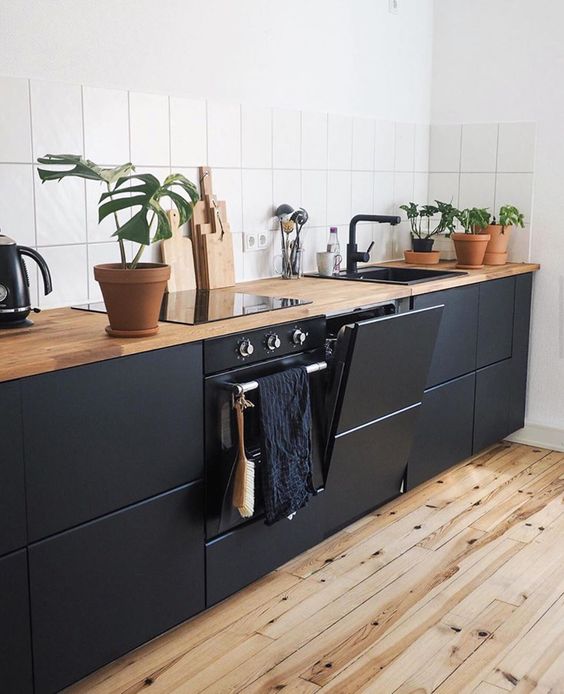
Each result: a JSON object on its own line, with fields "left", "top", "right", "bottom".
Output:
{"left": 235, "top": 402, "right": 246, "bottom": 458}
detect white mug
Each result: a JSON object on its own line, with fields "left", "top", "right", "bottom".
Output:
{"left": 317, "top": 251, "right": 342, "bottom": 276}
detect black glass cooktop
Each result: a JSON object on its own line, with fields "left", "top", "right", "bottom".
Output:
{"left": 73, "top": 289, "right": 311, "bottom": 326}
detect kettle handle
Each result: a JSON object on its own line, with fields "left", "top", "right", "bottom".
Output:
{"left": 19, "top": 247, "right": 53, "bottom": 296}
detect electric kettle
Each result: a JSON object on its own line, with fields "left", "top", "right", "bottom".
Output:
{"left": 0, "top": 234, "right": 53, "bottom": 328}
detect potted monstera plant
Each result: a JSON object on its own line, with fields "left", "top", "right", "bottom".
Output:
{"left": 449, "top": 207, "right": 491, "bottom": 269}
{"left": 480, "top": 205, "right": 525, "bottom": 265}
{"left": 399, "top": 200, "right": 456, "bottom": 264}
{"left": 37, "top": 155, "right": 198, "bottom": 337}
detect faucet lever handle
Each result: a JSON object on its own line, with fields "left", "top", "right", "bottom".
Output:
{"left": 366, "top": 241, "right": 374, "bottom": 254}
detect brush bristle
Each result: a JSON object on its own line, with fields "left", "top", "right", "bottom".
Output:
{"left": 234, "top": 458, "right": 255, "bottom": 518}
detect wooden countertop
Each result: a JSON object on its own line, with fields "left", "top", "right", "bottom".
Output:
{"left": 0, "top": 261, "right": 539, "bottom": 383}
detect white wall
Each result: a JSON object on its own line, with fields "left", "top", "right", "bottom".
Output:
{"left": 432, "top": 0, "right": 564, "bottom": 433}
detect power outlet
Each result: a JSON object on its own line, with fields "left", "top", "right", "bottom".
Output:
{"left": 389, "top": 0, "right": 399, "bottom": 14}
{"left": 257, "top": 232, "right": 268, "bottom": 250}
{"left": 244, "top": 231, "right": 269, "bottom": 252}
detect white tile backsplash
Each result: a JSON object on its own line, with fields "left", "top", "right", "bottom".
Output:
{"left": 31, "top": 79, "right": 83, "bottom": 160}
{"left": 0, "top": 76, "right": 32, "bottom": 162}
{"left": 327, "top": 170, "right": 352, "bottom": 226}
{"left": 373, "top": 172, "right": 396, "bottom": 216}
{"left": 327, "top": 113, "right": 353, "bottom": 170}
{"left": 351, "top": 171, "right": 374, "bottom": 215}
{"left": 38, "top": 244, "right": 88, "bottom": 308}
{"left": 272, "top": 108, "right": 301, "bottom": 169}
{"left": 241, "top": 169, "right": 274, "bottom": 232}
{"left": 213, "top": 168, "right": 243, "bottom": 233}
{"left": 273, "top": 170, "right": 301, "bottom": 212}
{"left": 429, "top": 124, "right": 462, "bottom": 172}
{"left": 242, "top": 105, "right": 272, "bottom": 168}
{"left": 301, "top": 111, "right": 327, "bottom": 170}
{"left": 428, "top": 172, "right": 460, "bottom": 206}
{"left": 0, "top": 164, "right": 35, "bottom": 245}
{"left": 497, "top": 122, "right": 536, "bottom": 173}
{"left": 414, "top": 124, "right": 430, "bottom": 173}
{"left": 129, "top": 92, "right": 170, "bottom": 167}
{"left": 495, "top": 173, "right": 534, "bottom": 222}
{"left": 394, "top": 122, "right": 415, "bottom": 173}
{"left": 460, "top": 123, "right": 498, "bottom": 173}
{"left": 301, "top": 170, "right": 327, "bottom": 228}
{"left": 207, "top": 101, "right": 241, "bottom": 168}
{"left": 170, "top": 97, "right": 207, "bottom": 167}
{"left": 35, "top": 173, "right": 86, "bottom": 246}
{"left": 352, "top": 117, "right": 375, "bottom": 171}
{"left": 459, "top": 172, "right": 496, "bottom": 210}
{"left": 374, "top": 120, "right": 395, "bottom": 171}
{"left": 83, "top": 86, "right": 130, "bottom": 165}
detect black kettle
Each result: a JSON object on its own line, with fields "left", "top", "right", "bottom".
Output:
{"left": 0, "top": 234, "right": 53, "bottom": 328}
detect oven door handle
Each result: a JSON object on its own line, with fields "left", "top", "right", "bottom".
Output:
{"left": 229, "top": 360, "right": 328, "bottom": 397}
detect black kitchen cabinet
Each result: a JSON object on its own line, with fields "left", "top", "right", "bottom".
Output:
{"left": 509, "top": 274, "right": 533, "bottom": 432}
{"left": 29, "top": 482, "right": 204, "bottom": 694}
{"left": 0, "top": 381, "right": 27, "bottom": 556}
{"left": 412, "top": 284, "right": 479, "bottom": 387}
{"left": 407, "top": 373, "right": 476, "bottom": 490}
{"left": 0, "top": 550, "right": 33, "bottom": 694}
{"left": 23, "top": 343, "right": 203, "bottom": 541}
{"left": 473, "top": 359, "right": 513, "bottom": 452}
{"left": 477, "top": 277, "right": 515, "bottom": 368}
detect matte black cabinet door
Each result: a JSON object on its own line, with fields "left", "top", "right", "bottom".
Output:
{"left": 29, "top": 483, "right": 204, "bottom": 694}
{"left": 509, "top": 274, "right": 533, "bottom": 432}
{"left": 23, "top": 343, "right": 203, "bottom": 540}
{"left": 413, "top": 285, "right": 479, "bottom": 387}
{"left": 0, "top": 550, "right": 33, "bottom": 694}
{"left": 473, "top": 359, "right": 512, "bottom": 452}
{"left": 477, "top": 277, "right": 515, "bottom": 368}
{"left": 0, "top": 381, "right": 27, "bottom": 556}
{"left": 407, "top": 373, "right": 476, "bottom": 490}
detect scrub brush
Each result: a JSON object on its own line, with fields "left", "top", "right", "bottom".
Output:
{"left": 232, "top": 393, "right": 255, "bottom": 518}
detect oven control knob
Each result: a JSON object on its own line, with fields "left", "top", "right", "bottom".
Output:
{"left": 238, "top": 339, "right": 254, "bottom": 358}
{"left": 292, "top": 329, "right": 307, "bottom": 346}
{"left": 266, "top": 333, "right": 281, "bottom": 351}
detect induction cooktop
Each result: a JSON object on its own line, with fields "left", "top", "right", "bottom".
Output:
{"left": 73, "top": 289, "right": 311, "bottom": 325}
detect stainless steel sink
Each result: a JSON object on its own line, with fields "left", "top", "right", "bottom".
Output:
{"left": 307, "top": 266, "right": 467, "bottom": 285}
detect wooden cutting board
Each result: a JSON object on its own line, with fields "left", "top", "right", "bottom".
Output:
{"left": 161, "top": 209, "right": 196, "bottom": 292}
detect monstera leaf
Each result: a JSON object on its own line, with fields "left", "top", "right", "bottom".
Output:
{"left": 37, "top": 154, "right": 134, "bottom": 185}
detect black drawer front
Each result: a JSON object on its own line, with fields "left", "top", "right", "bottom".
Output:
{"left": 413, "top": 284, "right": 479, "bottom": 387}
{"left": 0, "top": 381, "right": 27, "bottom": 556}
{"left": 206, "top": 494, "right": 325, "bottom": 607}
{"left": 477, "top": 277, "right": 515, "bottom": 368}
{"left": 407, "top": 373, "right": 476, "bottom": 490}
{"left": 23, "top": 343, "right": 203, "bottom": 541}
{"left": 0, "top": 550, "right": 33, "bottom": 694}
{"left": 474, "top": 360, "right": 512, "bottom": 452}
{"left": 29, "top": 483, "right": 205, "bottom": 694}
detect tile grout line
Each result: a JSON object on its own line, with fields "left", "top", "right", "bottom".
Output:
{"left": 27, "top": 78, "right": 39, "bottom": 306}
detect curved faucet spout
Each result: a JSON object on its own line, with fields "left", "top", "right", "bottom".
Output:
{"left": 347, "top": 214, "right": 402, "bottom": 274}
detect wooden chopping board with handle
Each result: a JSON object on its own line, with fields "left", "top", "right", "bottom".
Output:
{"left": 161, "top": 209, "right": 196, "bottom": 292}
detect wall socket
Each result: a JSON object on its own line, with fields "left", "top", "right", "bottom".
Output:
{"left": 389, "top": 0, "right": 399, "bottom": 14}
{"left": 243, "top": 231, "right": 269, "bottom": 252}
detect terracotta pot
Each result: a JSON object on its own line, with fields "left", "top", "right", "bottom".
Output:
{"left": 481, "top": 224, "right": 512, "bottom": 260}
{"left": 483, "top": 251, "right": 508, "bottom": 266}
{"left": 451, "top": 233, "right": 491, "bottom": 269}
{"left": 404, "top": 250, "right": 441, "bottom": 265}
{"left": 93, "top": 263, "right": 171, "bottom": 338}
{"left": 411, "top": 237, "right": 434, "bottom": 253}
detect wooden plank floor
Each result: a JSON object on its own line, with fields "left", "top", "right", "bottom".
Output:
{"left": 68, "top": 442, "right": 564, "bottom": 693}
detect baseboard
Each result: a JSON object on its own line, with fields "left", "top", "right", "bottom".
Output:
{"left": 506, "top": 424, "right": 564, "bottom": 452}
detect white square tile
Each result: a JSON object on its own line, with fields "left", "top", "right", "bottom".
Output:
{"left": 429, "top": 124, "right": 462, "bottom": 172}
{"left": 300, "top": 227, "right": 326, "bottom": 274}
{"left": 413, "top": 173, "right": 429, "bottom": 203}
{"left": 129, "top": 92, "right": 169, "bottom": 167}
{"left": 231, "top": 232, "right": 245, "bottom": 282}
{"left": 241, "top": 105, "right": 272, "bottom": 168}
{"left": 497, "top": 122, "right": 536, "bottom": 173}
{"left": 393, "top": 172, "right": 415, "bottom": 212}
{"left": 461, "top": 123, "right": 498, "bottom": 173}
{"left": 458, "top": 173, "right": 495, "bottom": 210}
{"left": 352, "top": 117, "right": 375, "bottom": 172}
{"left": 87, "top": 241, "right": 123, "bottom": 300}
{"left": 35, "top": 171, "right": 86, "bottom": 245}
{"left": 374, "top": 121, "right": 395, "bottom": 171}
{"left": 170, "top": 97, "right": 207, "bottom": 167}
{"left": 371, "top": 222, "right": 394, "bottom": 262}
{"left": 494, "top": 173, "right": 534, "bottom": 222}
{"left": 394, "top": 123, "right": 415, "bottom": 172}
{"left": 272, "top": 108, "right": 301, "bottom": 169}
{"left": 507, "top": 224, "right": 531, "bottom": 263}
{"left": 37, "top": 244, "right": 88, "bottom": 308}
{"left": 31, "top": 80, "right": 83, "bottom": 160}
{"left": 213, "top": 168, "right": 243, "bottom": 233}
{"left": 428, "top": 172, "right": 460, "bottom": 207}
{"left": 301, "top": 170, "right": 327, "bottom": 228}
{"left": 327, "top": 113, "right": 352, "bottom": 170}
{"left": 0, "top": 164, "right": 35, "bottom": 245}
{"left": 373, "top": 172, "right": 395, "bottom": 216}
{"left": 0, "top": 76, "right": 32, "bottom": 162}
{"left": 414, "top": 124, "right": 430, "bottom": 172}
{"left": 83, "top": 86, "right": 129, "bottom": 165}
{"left": 244, "top": 248, "right": 273, "bottom": 281}
{"left": 273, "top": 170, "right": 301, "bottom": 211}
{"left": 301, "top": 111, "right": 327, "bottom": 169}
{"left": 207, "top": 101, "right": 241, "bottom": 168}
{"left": 351, "top": 171, "right": 374, "bottom": 215}
{"left": 327, "top": 170, "right": 351, "bottom": 226}
{"left": 242, "top": 169, "right": 274, "bottom": 232}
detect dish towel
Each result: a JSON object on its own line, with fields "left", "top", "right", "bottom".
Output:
{"left": 257, "top": 366, "right": 315, "bottom": 525}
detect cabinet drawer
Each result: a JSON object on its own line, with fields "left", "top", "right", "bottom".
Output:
{"left": 474, "top": 360, "right": 512, "bottom": 452}
{"left": 0, "top": 550, "right": 33, "bottom": 694}
{"left": 407, "top": 373, "right": 475, "bottom": 489}
{"left": 23, "top": 343, "right": 203, "bottom": 541}
{"left": 477, "top": 277, "right": 515, "bottom": 368}
{"left": 413, "top": 285, "right": 479, "bottom": 387}
{"left": 0, "top": 381, "right": 27, "bottom": 556}
{"left": 29, "top": 482, "right": 205, "bottom": 694}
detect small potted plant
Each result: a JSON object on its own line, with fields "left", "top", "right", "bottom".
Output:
{"left": 399, "top": 200, "right": 456, "bottom": 264}
{"left": 449, "top": 207, "right": 491, "bottom": 269}
{"left": 480, "top": 205, "right": 525, "bottom": 265}
{"left": 37, "top": 154, "right": 198, "bottom": 337}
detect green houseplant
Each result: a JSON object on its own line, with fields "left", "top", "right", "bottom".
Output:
{"left": 399, "top": 200, "right": 457, "bottom": 264}
{"left": 449, "top": 207, "right": 491, "bottom": 269}
{"left": 480, "top": 204, "right": 525, "bottom": 265}
{"left": 37, "top": 154, "right": 198, "bottom": 337}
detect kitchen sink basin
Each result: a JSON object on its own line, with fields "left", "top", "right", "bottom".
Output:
{"left": 308, "top": 266, "right": 467, "bottom": 285}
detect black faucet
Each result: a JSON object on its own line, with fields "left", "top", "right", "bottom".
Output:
{"left": 347, "top": 214, "right": 402, "bottom": 274}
